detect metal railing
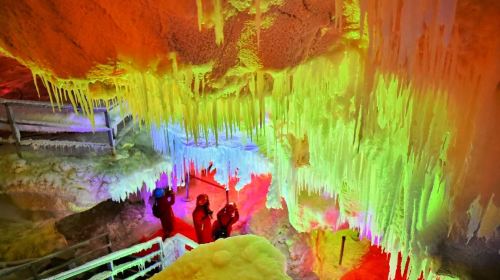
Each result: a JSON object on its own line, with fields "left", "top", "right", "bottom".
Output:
{"left": 0, "top": 233, "right": 112, "bottom": 280}
{"left": 0, "top": 98, "right": 130, "bottom": 156}
{"left": 44, "top": 233, "right": 198, "bottom": 280}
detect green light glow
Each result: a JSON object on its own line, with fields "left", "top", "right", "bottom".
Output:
{"left": 24, "top": 48, "right": 455, "bottom": 279}
{"left": 1, "top": 1, "right": 473, "bottom": 278}
{"left": 258, "top": 52, "right": 453, "bottom": 279}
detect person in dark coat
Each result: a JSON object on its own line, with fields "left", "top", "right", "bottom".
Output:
{"left": 152, "top": 188, "right": 175, "bottom": 239}
{"left": 212, "top": 202, "right": 239, "bottom": 240}
{"left": 192, "top": 194, "right": 213, "bottom": 244}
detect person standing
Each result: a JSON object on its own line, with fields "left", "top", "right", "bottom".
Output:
{"left": 212, "top": 202, "right": 239, "bottom": 240}
{"left": 152, "top": 187, "right": 175, "bottom": 238}
{"left": 192, "top": 194, "right": 213, "bottom": 244}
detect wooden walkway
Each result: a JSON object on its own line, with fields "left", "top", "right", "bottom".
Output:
{"left": 0, "top": 98, "right": 131, "bottom": 156}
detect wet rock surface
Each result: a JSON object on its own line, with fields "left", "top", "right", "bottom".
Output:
{"left": 56, "top": 199, "right": 156, "bottom": 252}
{"left": 0, "top": 219, "right": 67, "bottom": 262}
{"left": 434, "top": 234, "right": 500, "bottom": 280}
{"left": 247, "top": 206, "right": 319, "bottom": 280}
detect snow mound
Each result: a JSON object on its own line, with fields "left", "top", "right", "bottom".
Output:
{"left": 150, "top": 234, "right": 291, "bottom": 280}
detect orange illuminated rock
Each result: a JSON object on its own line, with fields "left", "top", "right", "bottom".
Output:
{"left": 0, "top": 0, "right": 344, "bottom": 80}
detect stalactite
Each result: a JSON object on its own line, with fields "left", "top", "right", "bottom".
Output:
{"left": 334, "top": 0, "right": 343, "bottom": 32}
{"left": 253, "top": 52, "right": 454, "bottom": 280}
{"left": 213, "top": 0, "right": 224, "bottom": 45}
{"left": 7, "top": 1, "right": 497, "bottom": 278}
{"left": 255, "top": 0, "right": 261, "bottom": 48}
{"left": 196, "top": 0, "right": 204, "bottom": 31}
{"left": 151, "top": 123, "right": 270, "bottom": 190}
{"left": 28, "top": 49, "right": 456, "bottom": 279}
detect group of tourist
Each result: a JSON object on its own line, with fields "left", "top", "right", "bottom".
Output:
{"left": 152, "top": 188, "right": 239, "bottom": 244}
{"left": 192, "top": 193, "right": 239, "bottom": 243}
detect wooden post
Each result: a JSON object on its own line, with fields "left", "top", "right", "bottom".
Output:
{"left": 4, "top": 104, "right": 22, "bottom": 158}
{"left": 184, "top": 173, "right": 189, "bottom": 199}
{"left": 28, "top": 264, "right": 39, "bottom": 280}
{"left": 182, "top": 159, "right": 192, "bottom": 202}
{"left": 339, "top": 235, "right": 346, "bottom": 265}
{"left": 105, "top": 234, "right": 113, "bottom": 254}
{"left": 182, "top": 173, "right": 192, "bottom": 202}
{"left": 104, "top": 110, "right": 115, "bottom": 155}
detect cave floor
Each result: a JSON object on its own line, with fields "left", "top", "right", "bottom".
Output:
{"left": 0, "top": 161, "right": 394, "bottom": 280}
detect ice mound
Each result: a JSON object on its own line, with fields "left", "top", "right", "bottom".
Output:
{"left": 150, "top": 234, "right": 291, "bottom": 280}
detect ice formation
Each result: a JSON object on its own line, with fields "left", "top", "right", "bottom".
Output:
{"left": 257, "top": 53, "right": 454, "bottom": 279}
{"left": 150, "top": 234, "right": 290, "bottom": 280}
{"left": 0, "top": 132, "right": 172, "bottom": 210}
{"left": 151, "top": 123, "right": 270, "bottom": 190}
{"left": 0, "top": 0, "right": 498, "bottom": 278}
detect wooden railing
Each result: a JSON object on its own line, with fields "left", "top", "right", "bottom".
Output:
{"left": 0, "top": 233, "right": 112, "bottom": 280}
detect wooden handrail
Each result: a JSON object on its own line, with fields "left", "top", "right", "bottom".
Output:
{"left": 36, "top": 243, "right": 112, "bottom": 278}
{"left": 0, "top": 98, "right": 114, "bottom": 112}
{"left": 0, "top": 119, "right": 112, "bottom": 131}
{"left": 190, "top": 175, "right": 227, "bottom": 190}
{"left": 0, "top": 232, "right": 111, "bottom": 278}
{"left": 0, "top": 258, "right": 37, "bottom": 269}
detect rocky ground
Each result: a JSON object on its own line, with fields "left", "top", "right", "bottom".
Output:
{"left": 0, "top": 219, "right": 67, "bottom": 262}
{"left": 0, "top": 133, "right": 370, "bottom": 280}
{"left": 0, "top": 130, "right": 170, "bottom": 213}
{"left": 55, "top": 199, "right": 157, "bottom": 253}
{"left": 247, "top": 205, "right": 319, "bottom": 280}
{"left": 0, "top": 128, "right": 169, "bottom": 262}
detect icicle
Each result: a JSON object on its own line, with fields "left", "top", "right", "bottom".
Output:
{"left": 151, "top": 123, "right": 270, "bottom": 190}
{"left": 12, "top": 3, "right": 476, "bottom": 275}
{"left": 213, "top": 0, "right": 224, "bottom": 45}
{"left": 255, "top": 0, "right": 261, "bottom": 48}
{"left": 196, "top": 0, "right": 204, "bottom": 31}
{"left": 465, "top": 196, "right": 483, "bottom": 243}
{"left": 334, "top": 0, "right": 343, "bottom": 32}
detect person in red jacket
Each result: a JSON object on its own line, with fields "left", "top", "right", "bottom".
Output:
{"left": 212, "top": 202, "right": 239, "bottom": 240}
{"left": 192, "top": 194, "right": 214, "bottom": 244}
{"left": 152, "top": 188, "right": 175, "bottom": 239}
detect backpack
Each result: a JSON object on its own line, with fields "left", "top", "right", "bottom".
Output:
{"left": 213, "top": 219, "right": 229, "bottom": 240}
{"left": 152, "top": 202, "right": 160, "bottom": 218}
{"left": 214, "top": 226, "right": 228, "bottom": 239}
